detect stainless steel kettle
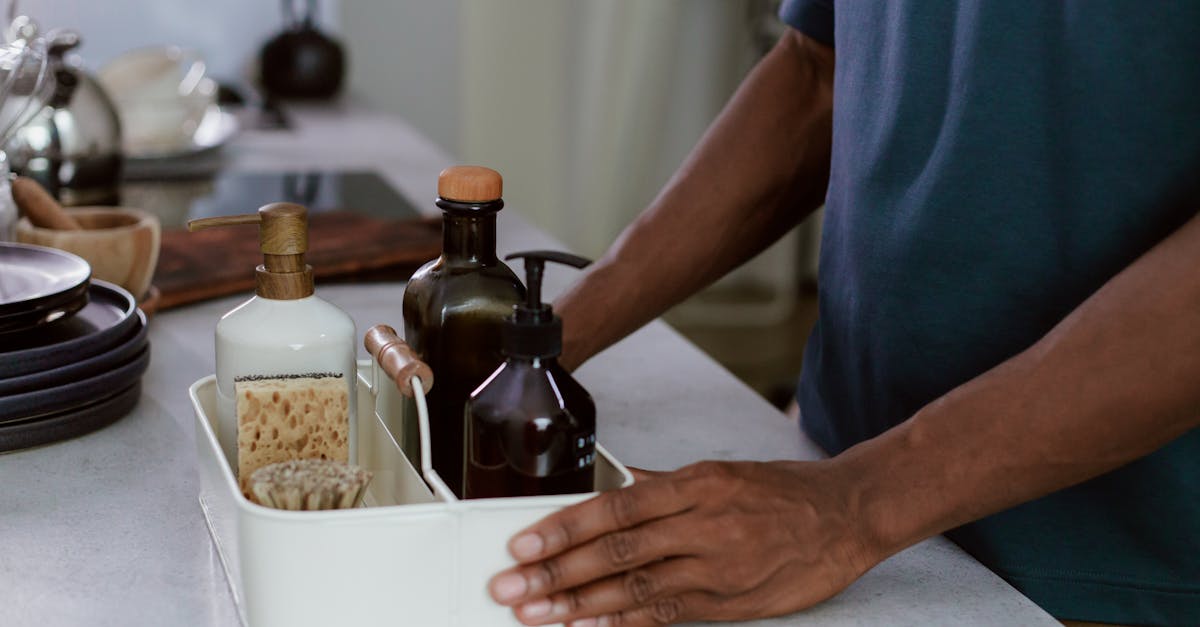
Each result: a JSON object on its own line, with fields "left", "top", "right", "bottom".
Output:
{"left": 5, "top": 29, "right": 122, "bottom": 206}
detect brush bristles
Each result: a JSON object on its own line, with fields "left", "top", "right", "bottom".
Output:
{"left": 250, "top": 459, "right": 373, "bottom": 511}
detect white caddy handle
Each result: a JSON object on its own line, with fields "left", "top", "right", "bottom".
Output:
{"left": 363, "top": 324, "right": 454, "bottom": 500}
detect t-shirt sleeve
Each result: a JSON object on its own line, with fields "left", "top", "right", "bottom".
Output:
{"left": 778, "top": 0, "right": 835, "bottom": 47}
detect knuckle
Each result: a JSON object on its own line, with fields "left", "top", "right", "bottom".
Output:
{"left": 650, "top": 596, "right": 685, "bottom": 624}
{"left": 661, "top": 475, "right": 687, "bottom": 501}
{"left": 685, "top": 461, "right": 735, "bottom": 488}
{"left": 709, "top": 569, "right": 739, "bottom": 595}
{"left": 606, "top": 489, "right": 640, "bottom": 527}
{"left": 564, "top": 588, "right": 584, "bottom": 613}
{"left": 681, "top": 463, "right": 734, "bottom": 502}
{"left": 550, "top": 520, "right": 574, "bottom": 552}
{"left": 704, "top": 555, "right": 750, "bottom": 595}
{"left": 537, "top": 559, "right": 564, "bottom": 590}
{"left": 713, "top": 564, "right": 750, "bottom": 595}
{"left": 624, "top": 569, "right": 657, "bottom": 605}
{"left": 602, "top": 531, "right": 640, "bottom": 566}
{"left": 536, "top": 515, "right": 575, "bottom": 553}
{"left": 722, "top": 519, "right": 751, "bottom": 547}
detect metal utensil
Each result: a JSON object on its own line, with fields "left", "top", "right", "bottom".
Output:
{"left": 4, "top": 23, "right": 121, "bottom": 205}
{"left": 0, "top": 22, "right": 52, "bottom": 143}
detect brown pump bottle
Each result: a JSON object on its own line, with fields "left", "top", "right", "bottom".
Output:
{"left": 464, "top": 251, "right": 596, "bottom": 499}
{"left": 402, "top": 166, "right": 524, "bottom": 496}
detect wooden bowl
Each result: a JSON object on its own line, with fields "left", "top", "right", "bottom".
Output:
{"left": 15, "top": 207, "right": 161, "bottom": 300}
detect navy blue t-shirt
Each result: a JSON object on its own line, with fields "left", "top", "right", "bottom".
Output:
{"left": 780, "top": 1, "right": 1200, "bottom": 623}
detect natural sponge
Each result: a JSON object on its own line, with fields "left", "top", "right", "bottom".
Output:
{"left": 235, "top": 373, "right": 349, "bottom": 497}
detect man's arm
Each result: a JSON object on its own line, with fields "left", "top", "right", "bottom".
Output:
{"left": 486, "top": 206, "right": 1200, "bottom": 626}
{"left": 845, "top": 207, "right": 1200, "bottom": 559}
{"left": 556, "top": 30, "right": 834, "bottom": 371}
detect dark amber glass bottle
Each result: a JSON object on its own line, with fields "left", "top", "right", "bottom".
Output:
{"left": 402, "top": 166, "right": 524, "bottom": 497}
{"left": 464, "top": 251, "right": 595, "bottom": 499}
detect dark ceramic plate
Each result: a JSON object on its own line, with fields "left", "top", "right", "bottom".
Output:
{"left": 0, "top": 281, "right": 89, "bottom": 334}
{"left": 0, "top": 310, "right": 148, "bottom": 396}
{"left": 0, "top": 343, "right": 150, "bottom": 423}
{"left": 0, "top": 381, "right": 141, "bottom": 453}
{"left": 0, "top": 280, "right": 138, "bottom": 378}
{"left": 0, "top": 242, "right": 91, "bottom": 319}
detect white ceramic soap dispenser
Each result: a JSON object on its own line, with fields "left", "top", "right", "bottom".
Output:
{"left": 189, "top": 203, "right": 357, "bottom": 493}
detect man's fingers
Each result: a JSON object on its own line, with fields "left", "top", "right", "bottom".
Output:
{"left": 506, "top": 477, "right": 692, "bottom": 564}
{"left": 626, "top": 466, "right": 665, "bottom": 482}
{"left": 606, "top": 591, "right": 718, "bottom": 627}
{"left": 510, "top": 558, "right": 706, "bottom": 625}
{"left": 492, "top": 517, "right": 700, "bottom": 606}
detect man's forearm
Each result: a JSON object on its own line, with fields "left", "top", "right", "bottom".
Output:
{"left": 840, "top": 210, "right": 1200, "bottom": 559}
{"left": 556, "top": 31, "right": 835, "bottom": 370}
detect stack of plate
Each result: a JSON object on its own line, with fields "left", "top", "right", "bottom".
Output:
{"left": 0, "top": 243, "right": 149, "bottom": 452}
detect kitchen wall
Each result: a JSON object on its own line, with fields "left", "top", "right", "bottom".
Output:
{"left": 20, "top": 0, "right": 340, "bottom": 82}
{"left": 339, "top": 0, "right": 460, "bottom": 159}
{"left": 448, "top": 1, "right": 808, "bottom": 327}
{"left": 342, "top": 1, "right": 772, "bottom": 260}
{"left": 22, "top": 0, "right": 808, "bottom": 323}
{"left": 26, "top": 0, "right": 780, "bottom": 264}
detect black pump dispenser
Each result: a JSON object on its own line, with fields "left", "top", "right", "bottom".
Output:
{"left": 463, "top": 250, "right": 596, "bottom": 499}
{"left": 502, "top": 251, "right": 590, "bottom": 359}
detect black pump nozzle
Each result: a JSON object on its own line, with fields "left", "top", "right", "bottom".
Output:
{"left": 507, "top": 250, "right": 591, "bottom": 317}
{"left": 502, "top": 251, "right": 591, "bottom": 358}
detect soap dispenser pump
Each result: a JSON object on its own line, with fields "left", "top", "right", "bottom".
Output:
{"left": 463, "top": 250, "right": 595, "bottom": 499}
{"left": 189, "top": 203, "right": 358, "bottom": 496}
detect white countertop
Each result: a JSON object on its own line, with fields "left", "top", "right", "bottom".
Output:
{"left": 0, "top": 104, "right": 1057, "bottom": 626}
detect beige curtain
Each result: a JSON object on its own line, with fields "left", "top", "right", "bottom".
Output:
{"left": 458, "top": 0, "right": 805, "bottom": 324}
{"left": 459, "top": 0, "right": 757, "bottom": 253}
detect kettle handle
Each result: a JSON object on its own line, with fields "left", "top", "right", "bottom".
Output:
{"left": 281, "top": 0, "right": 318, "bottom": 30}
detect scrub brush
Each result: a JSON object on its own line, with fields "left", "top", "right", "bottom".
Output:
{"left": 250, "top": 459, "right": 373, "bottom": 511}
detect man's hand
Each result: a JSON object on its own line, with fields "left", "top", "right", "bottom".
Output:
{"left": 487, "top": 460, "right": 878, "bottom": 626}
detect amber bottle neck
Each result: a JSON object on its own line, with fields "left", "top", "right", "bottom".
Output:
{"left": 439, "top": 199, "right": 501, "bottom": 264}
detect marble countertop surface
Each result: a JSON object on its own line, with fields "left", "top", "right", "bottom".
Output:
{"left": 0, "top": 104, "right": 1057, "bottom": 626}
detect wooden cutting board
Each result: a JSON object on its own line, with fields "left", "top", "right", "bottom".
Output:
{"left": 154, "top": 210, "right": 441, "bottom": 310}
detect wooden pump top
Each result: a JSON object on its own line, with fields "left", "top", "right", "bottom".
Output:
{"left": 187, "top": 203, "right": 315, "bottom": 300}
{"left": 437, "top": 166, "right": 502, "bottom": 202}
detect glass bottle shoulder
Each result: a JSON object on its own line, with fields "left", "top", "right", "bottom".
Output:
{"left": 407, "top": 256, "right": 523, "bottom": 286}
{"left": 403, "top": 258, "right": 524, "bottom": 321}
{"left": 217, "top": 294, "right": 356, "bottom": 346}
{"left": 470, "top": 360, "right": 595, "bottom": 427}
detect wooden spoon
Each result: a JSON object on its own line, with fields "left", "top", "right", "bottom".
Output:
{"left": 12, "top": 176, "right": 82, "bottom": 230}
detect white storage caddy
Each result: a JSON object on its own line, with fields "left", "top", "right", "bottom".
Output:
{"left": 191, "top": 335, "right": 634, "bottom": 627}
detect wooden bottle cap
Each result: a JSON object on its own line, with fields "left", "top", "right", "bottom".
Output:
{"left": 437, "top": 166, "right": 502, "bottom": 202}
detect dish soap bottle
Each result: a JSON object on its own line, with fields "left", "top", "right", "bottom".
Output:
{"left": 189, "top": 203, "right": 357, "bottom": 497}
{"left": 464, "top": 250, "right": 595, "bottom": 499}
{"left": 402, "top": 165, "right": 525, "bottom": 496}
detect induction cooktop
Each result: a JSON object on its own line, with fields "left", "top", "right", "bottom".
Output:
{"left": 122, "top": 170, "right": 423, "bottom": 229}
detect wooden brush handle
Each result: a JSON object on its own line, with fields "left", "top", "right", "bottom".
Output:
{"left": 364, "top": 324, "right": 434, "bottom": 397}
{"left": 12, "top": 176, "right": 82, "bottom": 230}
